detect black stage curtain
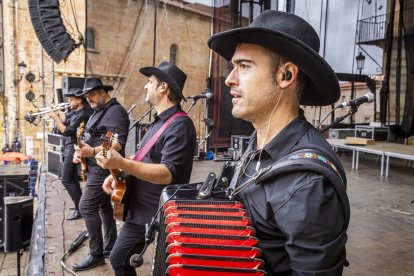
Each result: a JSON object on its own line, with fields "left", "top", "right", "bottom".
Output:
{"left": 401, "top": 5, "right": 414, "bottom": 137}
{"left": 208, "top": 0, "right": 264, "bottom": 148}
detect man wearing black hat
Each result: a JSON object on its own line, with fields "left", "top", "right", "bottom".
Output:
{"left": 72, "top": 77, "right": 129, "bottom": 271}
{"left": 208, "top": 10, "right": 350, "bottom": 275}
{"left": 96, "top": 61, "right": 196, "bottom": 275}
{"left": 49, "top": 88, "right": 92, "bottom": 220}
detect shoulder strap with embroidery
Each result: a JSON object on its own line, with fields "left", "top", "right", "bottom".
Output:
{"left": 228, "top": 147, "right": 350, "bottom": 230}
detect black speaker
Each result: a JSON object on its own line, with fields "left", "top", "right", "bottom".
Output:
{"left": 61, "top": 77, "right": 85, "bottom": 95}
{"left": 3, "top": 196, "right": 34, "bottom": 252}
{"left": 47, "top": 150, "right": 63, "bottom": 176}
{"left": 29, "top": 0, "right": 76, "bottom": 63}
{"left": 47, "top": 133, "right": 64, "bottom": 148}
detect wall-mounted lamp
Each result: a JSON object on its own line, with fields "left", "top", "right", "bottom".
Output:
{"left": 13, "top": 61, "right": 27, "bottom": 86}
{"left": 25, "top": 90, "right": 36, "bottom": 102}
{"left": 356, "top": 52, "right": 366, "bottom": 75}
{"left": 25, "top": 71, "right": 36, "bottom": 83}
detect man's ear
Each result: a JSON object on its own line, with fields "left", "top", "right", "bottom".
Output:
{"left": 279, "top": 62, "right": 298, "bottom": 89}
{"left": 158, "top": 82, "right": 168, "bottom": 93}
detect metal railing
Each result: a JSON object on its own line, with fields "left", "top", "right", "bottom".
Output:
{"left": 356, "top": 8, "right": 414, "bottom": 45}
{"left": 357, "top": 13, "right": 386, "bottom": 44}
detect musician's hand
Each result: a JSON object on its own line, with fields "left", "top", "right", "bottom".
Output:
{"left": 96, "top": 148, "right": 123, "bottom": 170}
{"left": 49, "top": 111, "right": 59, "bottom": 119}
{"left": 102, "top": 175, "right": 114, "bottom": 195}
{"left": 76, "top": 140, "right": 94, "bottom": 158}
{"left": 73, "top": 151, "right": 81, "bottom": 164}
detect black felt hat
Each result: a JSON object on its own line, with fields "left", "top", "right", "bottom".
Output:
{"left": 207, "top": 10, "right": 340, "bottom": 106}
{"left": 64, "top": 88, "right": 83, "bottom": 98}
{"left": 140, "top": 61, "right": 187, "bottom": 102}
{"left": 77, "top": 77, "right": 114, "bottom": 96}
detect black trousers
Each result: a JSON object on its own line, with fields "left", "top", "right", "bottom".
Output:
{"left": 79, "top": 183, "right": 117, "bottom": 257}
{"left": 61, "top": 147, "right": 82, "bottom": 211}
{"left": 109, "top": 222, "right": 146, "bottom": 276}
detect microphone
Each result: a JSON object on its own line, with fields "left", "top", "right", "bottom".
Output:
{"left": 186, "top": 91, "right": 213, "bottom": 100}
{"left": 127, "top": 104, "right": 136, "bottom": 115}
{"left": 338, "top": 92, "right": 374, "bottom": 108}
{"left": 129, "top": 253, "right": 144, "bottom": 268}
{"left": 129, "top": 220, "right": 158, "bottom": 268}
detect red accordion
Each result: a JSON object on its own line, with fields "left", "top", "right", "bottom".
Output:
{"left": 152, "top": 189, "right": 267, "bottom": 276}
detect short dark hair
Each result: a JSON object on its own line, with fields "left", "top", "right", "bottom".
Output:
{"left": 155, "top": 76, "right": 181, "bottom": 104}
{"left": 266, "top": 49, "right": 307, "bottom": 103}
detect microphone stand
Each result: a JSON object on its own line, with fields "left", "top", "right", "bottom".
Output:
{"left": 129, "top": 107, "right": 154, "bottom": 132}
{"left": 320, "top": 105, "right": 359, "bottom": 134}
{"left": 185, "top": 98, "right": 201, "bottom": 114}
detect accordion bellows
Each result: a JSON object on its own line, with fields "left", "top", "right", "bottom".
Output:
{"left": 152, "top": 200, "right": 266, "bottom": 276}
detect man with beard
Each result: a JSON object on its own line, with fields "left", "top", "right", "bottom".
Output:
{"left": 96, "top": 62, "right": 196, "bottom": 275}
{"left": 72, "top": 77, "right": 129, "bottom": 271}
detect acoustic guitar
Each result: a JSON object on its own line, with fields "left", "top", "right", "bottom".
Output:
{"left": 76, "top": 122, "right": 87, "bottom": 182}
{"left": 102, "top": 131, "right": 128, "bottom": 221}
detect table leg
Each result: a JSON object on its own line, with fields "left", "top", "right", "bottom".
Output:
{"left": 386, "top": 155, "right": 390, "bottom": 177}
{"left": 356, "top": 151, "right": 359, "bottom": 170}
{"left": 352, "top": 149, "right": 355, "bottom": 169}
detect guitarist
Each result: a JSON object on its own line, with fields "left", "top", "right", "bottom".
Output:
{"left": 49, "top": 88, "right": 92, "bottom": 221}
{"left": 72, "top": 77, "right": 129, "bottom": 272}
{"left": 96, "top": 62, "right": 196, "bottom": 276}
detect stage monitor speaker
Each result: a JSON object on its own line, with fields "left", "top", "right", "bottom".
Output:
{"left": 3, "top": 196, "right": 34, "bottom": 252}
{"left": 61, "top": 77, "right": 85, "bottom": 95}
{"left": 47, "top": 150, "right": 63, "bottom": 176}
{"left": 28, "top": 0, "right": 76, "bottom": 63}
{"left": 47, "top": 133, "right": 64, "bottom": 148}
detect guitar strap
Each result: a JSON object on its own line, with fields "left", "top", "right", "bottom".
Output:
{"left": 85, "top": 100, "right": 120, "bottom": 138}
{"left": 132, "top": 111, "right": 187, "bottom": 162}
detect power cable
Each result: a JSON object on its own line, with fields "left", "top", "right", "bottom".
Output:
{"left": 59, "top": 230, "right": 89, "bottom": 276}
{"left": 69, "top": 0, "right": 82, "bottom": 35}
{"left": 112, "top": 1, "right": 146, "bottom": 97}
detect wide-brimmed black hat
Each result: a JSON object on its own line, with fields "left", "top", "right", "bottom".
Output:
{"left": 207, "top": 10, "right": 340, "bottom": 106}
{"left": 76, "top": 77, "right": 114, "bottom": 96}
{"left": 140, "top": 61, "right": 187, "bottom": 102}
{"left": 64, "top": 88, "right": 83, "bottom": 98}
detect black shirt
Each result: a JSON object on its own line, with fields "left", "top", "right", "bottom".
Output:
{"left": 63, "top": 107, "right": 92, "bottom": 148}
{"left": 237, "top": 114, "right": 349, "bottom": 275}
{"left": 126, "top": 105, "right": 196, "bottom": 225}
{"left": 84, "top": 98, "right": 129, "bottom": 181}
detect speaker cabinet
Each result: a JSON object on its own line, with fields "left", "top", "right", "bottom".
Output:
{"left": 61, "top": 77, "right": 85, "bottom": 95}
{"left": 47, "top": 150, "right": 63, "bottom": 176}
{"left": 0, "top": 166, "right": 30, "bottom": 246}
{"left": 47, "top": 133, "right": 64, "bottom": 148}
{"left": 3, "top": 196, "right": 34, "bottom": 252}
{"left": 29, "top": 0, "right": 76, "bottom": 63}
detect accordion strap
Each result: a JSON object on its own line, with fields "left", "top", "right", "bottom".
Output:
{"left": 228, "top": 147, "right": 349, "bottom": 230}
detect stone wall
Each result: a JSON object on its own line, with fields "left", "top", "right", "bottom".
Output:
{"left": 86, "top": 0, "right": 212, "bottom": 141}
{"left": 0, "top": 0, "right": 211, "bottom": 161}
{"left": 0, "top": 0, "right": 86, "bottom": 159}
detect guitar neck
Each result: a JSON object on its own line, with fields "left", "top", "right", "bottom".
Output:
{"left": 111, "top": 169, "right": 122, "bottom": 182}
{"left": 77, "top": 138, "right": 83, "bottom": 148}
